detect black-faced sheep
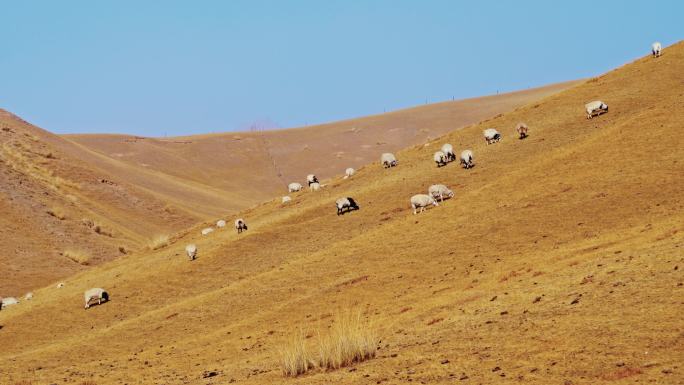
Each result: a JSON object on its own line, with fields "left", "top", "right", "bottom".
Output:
{"left": 483, "top": 128, "right": 501, "bottom": 144}
{"left": 585, "top": 101, "right": 608, "bottom": 119}
{"left": 433, "top": 151, "right": 447, "bottom": 167}
{"left": 235, "top": 218, "right": 248, "bottom": 234}
{"left": 84, "top": 288, "right": 109, "bottom": 309}
{"left": 306, "top": 174, "right": 319, "bottom": 186}
{"left": 381, "top": 153, "right": 398, "bottom": 168}
{"left": 460, "top": 150, "right": 474, "bottom": 169}
{"left": 336, "top": 197, "right": 359, "bottom": 215}
{"left": 652, "top": 42, "right": 662, "bottom": 57}
{"left": 185, "top": 244, "right": 197, "bottom": 260}
{"left": 441, "top": 143, "right": 455, "bottom": 161}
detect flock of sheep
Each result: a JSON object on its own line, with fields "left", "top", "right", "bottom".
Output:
{"left": 0, "top": 42, "right": 661, "bottom": 311}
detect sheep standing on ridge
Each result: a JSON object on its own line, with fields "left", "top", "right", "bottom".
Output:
{"left": 460, "top": 150, "right": 474, "bottom": 169}
{"left": 1, "top": 297, "right": 19, "bottom": 309}
{"left": 652, "top": 42, "right": 662, "bottom": 57}
{"left": 185, "top": 244, "right": 197, "bottom": 261}
{"left": 216, "top": 220, "right": 226, "bottom": 228}
{"left": 288, "top": 182, "right": 302, "bottom": 192}
{"left": 344, "top": 167, "right": 355, "bottom": 178}
{"left": 433, "top": 151, "right": 447, "bottom": 167}
{"left": 235, "top": 219, "right": 248, "bottom": 234}
{"left": 84, "top": 288, "right": 109, "bottom": 309}
{"left": 428, "top": 184, "right": 454, "bottom": 202}
{"left": 381, "top": 153, "right": 398, "bottom": 168}
{"left": 441, "top": 143, "right": 455, "bottom": 162}
{"left": 282, "top": 196, "right": 291, "bottom": 203}
{"left": 483, "top": 128, "right": 501, "bottom": 144}
{"left": 309, "top": 182, "right": 321, "bottom": 191}
{"left": 411, "top": 194, "right": 438, "bottom": 214}
{"left": 336, "top": 197, "right": 359, "bottom": 215}
{"left": 585, "top": 101, "right": 608, "bottom": 119}
{"left": 306, "top": 174, "right": 319, "bottom": 186}
{"left": 516, "top": 123, "right": 529, "bottom": 139}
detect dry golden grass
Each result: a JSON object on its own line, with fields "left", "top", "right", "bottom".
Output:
{"left": 46, "top": 206, "right": 67, "bottom": 220}
{"left": 279, "top": 309, "right": 377, "bottom": 376}
{"left": 148, "top": 234, "right": 170, "bottom": 250}
{"left": 63, "top": 249, "right": 90, "bottom": 265}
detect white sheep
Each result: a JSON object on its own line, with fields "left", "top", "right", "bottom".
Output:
{"left": 309, "top": 182, "right": 321, "bottom": 191}
{"left": 585, "top": 100, "right": 608, "bottom": 119}
{"left": 216, "top": 220, "right": 226, "bottom": 228}
{"left": 288, "top": 182, "right": 302, "bottom": 192}
{"left": 201, "top": 227, "right": 214, "bottom": 235}
{"left": 84, "top": 288, "right": 109, "bottom": 309}
{"left": 336, "top": 197, "right": 359, "bottom": 215}
{"left": 185, "top": 244, "right": 197, "bottom": 261}
{"left": 483, "top": 128, "right": 501, "bottom": 144}
{"left": 345, "top": 167, "right": 355, "bottom": 178}
{"left": 410, "top": 194, "right": 438, "bottom": 214}
{"left": 57, "top": 282, "right": 65, "bottom": 288}
{"left": 441, "top": 143, "right": 455, "bottom": 162}
{"left": 306, "top": 174, "right": 319, "bottom": 186}
{"left": 428, "top": 184, "right": 454, "bottom": 202}
{"left": 282, "top": 196, "right": 291, "bottom": 203}
{"left": 460, "top": 149, "right": 474, "bottom": 169}
{"left": 652, "top": 41, "right": 662, "bottom": 57}
{"left": 433, "top": 151, "right": 447, "bottom": 167}
{"left": 24, "top": 292, "right": 33, "bottom": 300}
{"left": 1, "top": 297, "right": 19, "bottom": 309}
{"left": 516, "top": 122, "right": 529, "bottom": 139}
{"left": 235, "top": 218, "right": 248, "bottom": 234}
{"left": 381, "top": 153, "right": 398, "bottom": 168}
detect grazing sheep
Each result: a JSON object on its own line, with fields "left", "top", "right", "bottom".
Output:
{"left": 381, "top": 153, "right": 398, "bottom": 168}
{"left": 345, "top": 167, "right": 355, "bottom": 178}
{"left": 516, "top": 122, "right": 529, "bottom": 139}
{"left": 25, "top": 292, "right": 33, "bottom": 300}
{"left": 309, "top": 182, "right": 321, "bottom": 191}
{"left": 460, "top": 149, "right": 474, "bottom": 169}
{"left": 84, "top": 288, "right": 109, "bottom": 309}
{"left": 288, "top": 182, "right": 302, "bottom": 192}
{"left": 441, "top": 143, "right": 455, "bottom": 161}
{"left": 201, "top": 227, "right": 214, "bottom": 235}
{"left": 1, "top": 297, "right": 19, "bottom": 309}
{"left": 235, "top": 218, "right": 248, "bottom": 234}
{"left": 483, "top": 128, "right": 501, "bottom": 144}
{"left": 282, "top": 196, "right": 291, "bottom": 203}
{"left": 185, "top": 244, "right": 197, "bottom": 261}
{"left": 216, "top": 220, "right": 226, "bottom": 228}
{"left": 306, "top": 174, "right": 319, "bottom": 186}
{"left": 57, "top": 282, "right": 65, "bottom": 288}
{"left": 652, "top": 41, "right": 662, "bottom": 57}
{"left": 428, "top": 184, "right": 454, "bottom": 202}
{"left": 410, "top": 194, "right": 438, "bottom": 214}
{"left": 336, "top": 197, "right": 359, "bottom": 215}
{"left": 433, "top": 151, "right": 447, "bottom": 167}
{"left": 585, "top": 100, "right": 608, "bottom": 119}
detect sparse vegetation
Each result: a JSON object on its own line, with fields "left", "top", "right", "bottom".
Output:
{"left": 46, "top": 206, "right": 67, "bottom": 220}
{"left": 148, "top": 234, "right": 170, "bottom": 250}
{"left": 63, "top": 249, "right": 90, "bottom": 265}
{"left": 279, "top": 309, "right": 378, "bottom": 376}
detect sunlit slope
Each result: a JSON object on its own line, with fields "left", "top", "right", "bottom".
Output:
{"left": 65, "top": 80, "right": 578, "bottom": 208}
{"left": 1, "top": 42, "right": 683, "bottom": 385}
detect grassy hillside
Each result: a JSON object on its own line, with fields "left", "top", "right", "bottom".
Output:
{"left": 0, "top": 81, "right": 575, "bottom": 296}
{"left": 1, "top": 42, "right": 682, "bottom": 385}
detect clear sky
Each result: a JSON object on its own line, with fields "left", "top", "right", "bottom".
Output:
{"left": 1, "top": 1, "right": 681, "bottom": 136}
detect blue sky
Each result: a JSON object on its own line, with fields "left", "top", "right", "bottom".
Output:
{"left": 1, "top": 1, "right": 681, "bottom": 136}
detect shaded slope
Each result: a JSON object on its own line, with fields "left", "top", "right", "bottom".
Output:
{"left": 1, "top": 42, "right": 683, "bottom": 385}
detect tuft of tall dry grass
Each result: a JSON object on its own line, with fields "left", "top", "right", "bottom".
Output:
{"left": 278, "top": 309, "right": 378, "bottom": 377}
{"left": 148, "top": 234, "right": 170, "bottom": 250}
{"left": 63, "top": 249, "right": 90, "bottom": 265}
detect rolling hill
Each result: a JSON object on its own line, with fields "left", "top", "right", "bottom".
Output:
{"left": 0, "top": 81, "right": 576, "bottom": 296}
{"left": 1, "top": 42, "right": 683, "bottom": 385}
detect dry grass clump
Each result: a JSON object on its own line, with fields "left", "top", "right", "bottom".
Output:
{"left": 279, "top": 309, "right": 378, "bottom": 377}
{"left": 46, "top": 206, "right": 67, "bottom": 220}
{"left": 148, "top": 234, "right": 170, "bottom": 250}
{"left": 63, "top": 249, "right": 90, "bottom": 265}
